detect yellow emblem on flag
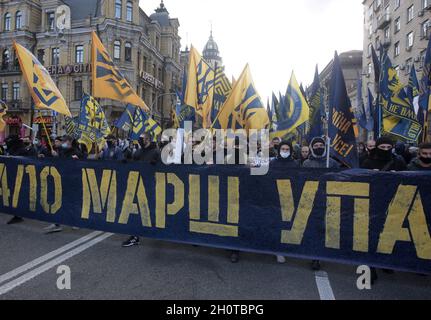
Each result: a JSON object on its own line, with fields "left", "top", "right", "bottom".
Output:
{"left": 91, "top": 32, "right": 149, "bottom": 112}
{"left": 184, "top": 46, "right": 215, "bottom": 128}
{"left": 13, "top": 42, "right": 71, "bottom": 117}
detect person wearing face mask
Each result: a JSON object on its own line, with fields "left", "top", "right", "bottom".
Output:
{"left": 303, "top": 137, "right": 339, "bottom": 169}
{"left": 271, "top": 141, "right": 300, "bottom": 168}
{"left": 361, "top": 136, "right": 406, "bottom": 171}
{"left": 100, "top": 136, "right": 124, "bottom": 161}
{"left": 359, "top": 140, "right": 376, "bottom": 166}
{"left": 407, "top": 143, "right": 431, "bottom": 171}
{"left": 34, "top": 138, "right": 50, "bottom": 158}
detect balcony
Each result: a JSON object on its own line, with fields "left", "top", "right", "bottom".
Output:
{"left": 377, "top": 13, "right": 391, "bottom": 30}
{"left": 0, "top": 64, "right": 21, "bottom": 75}
{"left": 3, "top": 100, "right": 30, "bottom": 111}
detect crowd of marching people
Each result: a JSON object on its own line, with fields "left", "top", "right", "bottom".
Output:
{"left": 1, "top": 132, "right": 430, "bottom": 283}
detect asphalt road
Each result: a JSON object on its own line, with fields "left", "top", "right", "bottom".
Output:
{"left": 0, "top": 213, "right": 430, "bottom": 300}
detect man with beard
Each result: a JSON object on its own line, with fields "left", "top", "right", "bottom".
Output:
{"left": 407, "top": 143, "right": 431, "bottom": 171}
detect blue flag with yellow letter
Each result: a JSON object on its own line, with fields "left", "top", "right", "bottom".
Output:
{"left": 380, "top": 52, "right": 421, "bottom": 141}
{"left": 328, "top": 52, "right": 359, "bottom": 168}
{"left": 116, "top": 104, "right": 162, "bottom": 141}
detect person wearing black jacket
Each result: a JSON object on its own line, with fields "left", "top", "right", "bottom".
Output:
{"left": 407, "top": 143, "right": 431, "bottom": 171}
{"left": 271, "top": 141, "right": 300, "bottom": 168}
{"left": 361, "top": 136, "right": 406, "bottom": 171}
{"left": 361, "top": 136, "right": 406, "bottom": 283}
{"left": 122, "top": 132, "right": 161, "bottom": 247}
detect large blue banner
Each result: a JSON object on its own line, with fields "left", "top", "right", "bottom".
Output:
{"left": 0, "top": 157, "right": 430, "bottom": 274}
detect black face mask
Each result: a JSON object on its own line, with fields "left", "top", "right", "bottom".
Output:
{"left": 107, "top": 141, "right": 114, "bottom": 148}
{"left": 419, "top": 157, "right": 431, "bottom": 165}
{"left": 376, "top": 148, "right": 392, "bottom": 160}
{"left": 313, "top": 147, "right": 325, "bottom": 157}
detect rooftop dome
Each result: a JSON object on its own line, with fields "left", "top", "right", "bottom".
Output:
{"left": 203, "top": 30, "right": 220, "bottom": 60}
{"left": 150, "top": 0, "right": 170, "bottom": 27}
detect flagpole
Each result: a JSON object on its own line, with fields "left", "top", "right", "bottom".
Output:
{"left": 39, "top": 111, "right": 53, "bottom": 153}
{"left": 326, "top": 110, "right": 330, "bottom": 169}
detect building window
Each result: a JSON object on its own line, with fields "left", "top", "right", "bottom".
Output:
{"left": 125, "top": 42, "right": 132, "bottom": 62}
{"left": 395, "top": 0, "right": 400, "bottom": 9}
{"left": 47, "top": 12, "right": 55, "bottom": 31}
{"left": 2, "top": 49, "right": 10, "bottom": 69}
{"left": 75, "top": 45, "right": 84, "bottom": 63}
{"left": 52, "top": 48, "right": 60, "bottom": 65}
{"left": 384, "top": 26, "right": 390, "bottom": 39}
{"left": 394, "top": 41, "right": 400, "bottom": 57}
{"left": 15, "top": 11, "right": 22, "bottom": 29}
{"left": 407, "top": 5, "right": 414, "bottom": 23}
{"left": 158, "top": 68, "right": 162, "bottom": 81}
{"left": 407, "top": 32, "right": 414, "bottom": 48}
{"left": 126, "top": 1, "right": 133, "bottom": 22}
{"left": 1, "top": 84, "right": 8, "bottom": 100}
{"left": 4, "top": 13, "right": 11, "bottom": 31}
{"left": 406, "top": 58, "right": 413, "bottom": 73}
{"left": 156, "top": 37, "right": 160, "bottom": 50}
{"left": 114, "top": 41, "right": 121, "bottom": 61}
{"left": 395, "top": 17, "right": 401, "bottom": 33}
{"left": 423, "top": 0, "right": 430, "bottom": 9}
{"left": 115, "top": 0, "right": 122, "bottom": 19}
{"left": 12, "top": 82, "right": 20, "bottom": 100}
{"left": 368, "top": 63, "right": 372, "bottom": 76}
{"left": 143, "top": 56, "right": 147, "bottom": 71}
{"left": 37, "top": 49, "right": 45, "bottom": 65}
{"left": 421, "top": 49, "right": 427, "bottom": 68}
{"left": 395, "top": 65, "right": 400, "bottom": 76}
{"left": 74, "top": 81, "right": 83, "bottom": 101}
{"left": 422, "top": 20, "right": 430, "bottom": 38}
{"left": 369, "top": 24, "right": 373, "bottom": 36}
{"left": 368, "top": 43, "right": 372, "bottom": 57}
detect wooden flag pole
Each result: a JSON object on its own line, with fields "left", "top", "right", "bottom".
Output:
{"left": 39, "top": 112, "right": 54, "bottom": 153}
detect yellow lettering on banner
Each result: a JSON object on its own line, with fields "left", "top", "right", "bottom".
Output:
{"left": 155, "top": 172, "right": 166, "bottom": 229}
{"left": 156, "top": 173, "right": 185, "bottom": 229}
{"left": 377, "top": 185, "right": 431, "bottom": 259}
{"left": 189, "top": 175, "right": 200, "bottom": 220}
{"left": 326, "top": 196, "right": 341, "bottom": 249}
{"left": 81, "top": 169, "right": 117, "bottom": 223}
{"left": 208, "top": 176, "right": 220, "bottom": 222}
{"left": 227, "top": 177, "right": 240, "bottom": 225}
{"left": 326, "top": 182, "right": 370, "bottom": 252}
{"left": 26, "top": 165, "right": 37, "bottom": 212}
{"left": 118, "top": 171, "right": 151, "bottom": 227}
{"left": 167, "top": 173, "right": 184, "bottom": 216}
{"left": 12, "top": 165, "right": 24, "bottom": 208}
{"left": 189, "top": 176, "right": 240, "bottom": 238}
{"left": 40, "top": 167, "right": 62, "bottom": 214}
{"left": 0, "top": 163, "right": 10, "bottom": 207}
{"left": 277, "top": 180, "right": 319, "bottom": 245}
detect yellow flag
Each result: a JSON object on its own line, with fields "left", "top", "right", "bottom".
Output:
{"left": 0, "top": 100, "right": 7, "bottom": 132}
{"left": 13, "top": 42, "right": 71, "bottom": 117}
{"left": 184, "top": 46, "right": 215, "bottom": 128}
{"left": 91, "top": 32, "right": 149, "bottom": 112}
{"left": 270, "top": 72, "right": 309, "bottom": 139}
{"left": 216, "top": 64, "right": 269, "bottom": 130}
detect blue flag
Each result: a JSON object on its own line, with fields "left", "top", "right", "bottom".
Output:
{"left": 371, "top": 45, "right": 381, "bottom": 84}
{"left": 307, "top": 66, "right": 324, "bottom": 142}
{"left": 328, "top": 52, "right": 359, "bottom": 168}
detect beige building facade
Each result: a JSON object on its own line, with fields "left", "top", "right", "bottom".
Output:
{"left": 0, "top": 0, "right": 182, "bottom": 138}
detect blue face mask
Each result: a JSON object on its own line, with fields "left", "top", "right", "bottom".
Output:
{"left": 62, "top": 143, "right": 69, "bottom": 149}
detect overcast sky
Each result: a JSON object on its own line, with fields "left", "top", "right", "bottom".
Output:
{"left": 141, "top": 0, "right": 364, "bottom": 102}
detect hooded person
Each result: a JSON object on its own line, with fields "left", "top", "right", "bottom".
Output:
{"left": 361, "top": 136, "right": 406, "bottom": 171}
{"left": 394, "top": 141, "right": 412, "bottom": 164}
{"left": 302, "top": 137, "right": 339, "bottom": 169}
{"left": 271, "top": 141, "right": 300, "bottom": 168}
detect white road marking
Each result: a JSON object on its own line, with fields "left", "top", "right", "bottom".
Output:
{"left": 0, "top": 232, "right": 113, "bottom": 296}
{"left": 315, "top": 271, "right": 336, "bottom": 300}
{"left": 0, "top": 231, "right": 103, "bottom": 286}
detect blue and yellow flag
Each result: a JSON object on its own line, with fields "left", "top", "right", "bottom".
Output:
{"left": 329, "top": 52, "right": 359, "bottom": 168}
{"left": 184, "top": 46, "right": 215, "bottom": 128}
{"left": 418, "top": 37, "right": 431, "bottom": 142}
{"left": 210, "top": 65, "right": 232, "bottom": 129}
{"left": 307, "top": 66, "right": 324, "bottom": 141}
{"left": 91, "top": 32, "right": 149, "bottom": 112}
{"left": 13, "top": 42, "right": 71, "bottom": 117}
{"left": 271, "top": 72, "right": 309, "bottom": 139}
{"left": 116, "top": 104, "right": 161, "bottom": 142}
{"left": 76, "top": 93, "right": 111, "bottom": 152}
{"left": 380, "top": 52, "right": 422, "bottom": 141}
{"left": 215, "top": 64, "right": 269, "bottom": 131}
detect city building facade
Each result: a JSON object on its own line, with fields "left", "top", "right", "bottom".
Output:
{"left": 362, "top": 0, "right": 431, "bottom": 139}
{"left": 0, "top": 0, "right": 182, "bottom": 138}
